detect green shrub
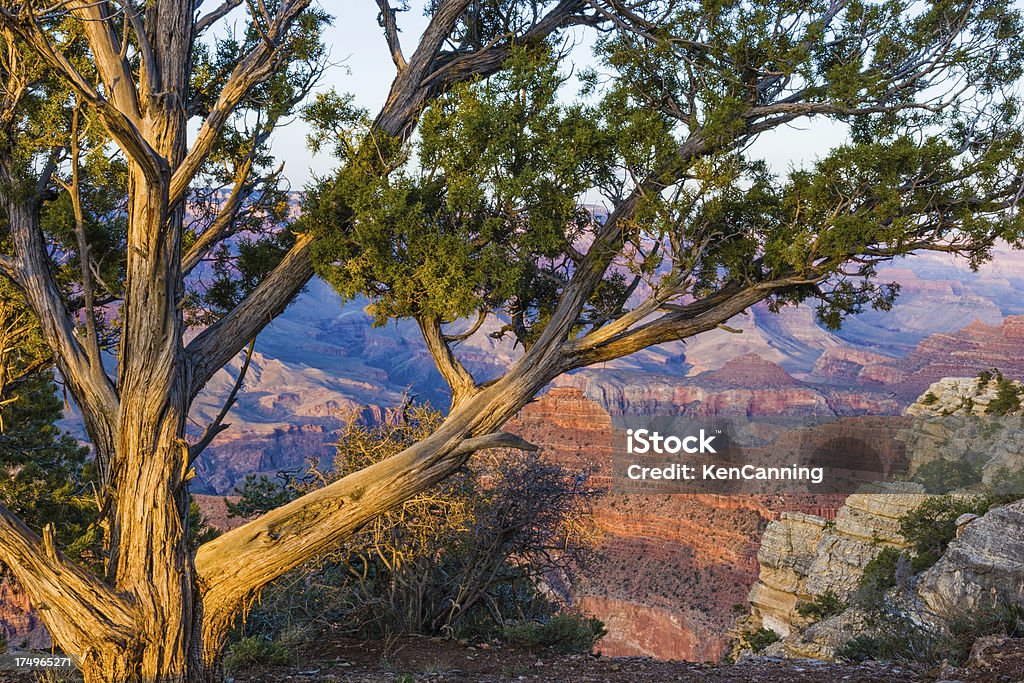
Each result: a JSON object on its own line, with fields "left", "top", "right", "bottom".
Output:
{"left": 796, "top": 590, "right": 847, "bottom": 622}
{"left": 944, "top": 603, "right": 1024, "bottom": 662}
{"left": 740, "top": 627, "right": 780, "bottom": 653}
{"left": 835, "top": 616, "right": 934, "bottom": 664}
{"left": 837, "top": 602, "right": 1024, "bottom": 665}
{"left": 920, "top": 392, "right": 939, "bottom": 405}
{"left": 231, "top": 404, "right": 602, "bottom": 643}
{"left": 223, "top": 635, "right": 292, "bottom": 672}
{"left": 899, "top": 496, "right": 999, "bottom": 572}
{"left": 977, "top": 369, "right": 995, "bottom": 389}
{"left": 912, "top": 458, "right": 983, "bottom": 494}
{"left": 986, "top": 375, "right": 1022, "bottom": 415}
{"left": 502, "top": 613, "right": 607, "bottom": 654}
{"left": 855, "top": 547, "right": 901, "bottom": 607}
{"left": 987, "top": 466, "right": 1024, "bottom": 499}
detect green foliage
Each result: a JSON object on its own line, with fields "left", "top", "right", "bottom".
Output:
{"left": 912, "top": 458, "right": 983, "bottom": 494}
{"left": 796, "top": 590, "right": 847, "bottom": 622}
{"left": 501, "top": 614, "right": 607, "bottom": 654}
{"left": 986, "top": 466, "right": 1024, "bottom": 499}
{"left": 977, "top": 369, "right": 995, "bottom": 389}
{"left": 225, "top": 474, "right": 296, "bottom": 518}
{"left": 305, "top": 0, "right": 1024, "bottom": 353}
{"left": 0, "top": 284, "right": 99, "bottom": 569}
{"left": 986, "top": 375, "right": 1022, "bottom": 415}
{"left": 899, "top": 496, "right": 1000, "bottom": 572}
{"left": 836, "top": 614, "right": 936, "bottom": 664}
{"left": 222, "top": 635, "right": 292, "bottom": 673}
{"left": 920, "top": 392, "right": 938, "bottom": 405}
{"left": 854, "top": 547, "right": 902, "bottom": 607}
{"left": 837, "top": 602, "right": 1024, "bottom": 665}
{"left": 307, "top": 45, "right": 613, "bottom": 340}
{"left": 740, "top": 627, "right": 780, "bottom": 654}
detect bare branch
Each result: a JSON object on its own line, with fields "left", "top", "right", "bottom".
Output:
{"left": 417, "top": 314, "right": 477, "bottom": 409}
{"left": 0, "top": 502, "right": 134, "bottom": 658}
{"left": 443, "top": 309, "right": 487, "bottom": 343}
{"left": 55, "top": 106, "right": 105, "bottom": 369}
{"left": 188, "top": 336, "right": 256, "bottom": 464}
{"left": 170, "top": 0, "right": 313, "bottom": 204}
{"left": 450, "top": 431, "right": 539, "bottom": 456}
{"left": 196, "top": 0, "right": 245, "bottom": 34}
{"left": 376, "top": 0, "right": 408, "bottom": 70}
{"left": 66, "top": 0, "right": 143, "bottom": 121}
{"left": 562, "top": 273, "right": 826, "bottom": 369}
{"left": 0, "top": 11, "right": 163, "bottom": 183}
{"left": 181, "top": 157, "right": 256, "bottom": 275}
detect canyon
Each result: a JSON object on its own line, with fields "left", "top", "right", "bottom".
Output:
{"left": 7, "top": 247, "right": 1024, "bottom": 660}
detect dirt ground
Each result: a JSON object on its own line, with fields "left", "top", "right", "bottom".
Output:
{"left": 4, "top": 635, "right": 1022, "bottom": 682}
{"left": 225, "top": 635, "right": 961, "bottom": 683}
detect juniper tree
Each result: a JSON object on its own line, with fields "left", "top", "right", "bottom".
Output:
{"left": 0, "top": 1, "right": 1019, "bottom": 682}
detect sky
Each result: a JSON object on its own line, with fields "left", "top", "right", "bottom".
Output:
{"left": 256, "top": 1, "right": 848, "bottom": 188}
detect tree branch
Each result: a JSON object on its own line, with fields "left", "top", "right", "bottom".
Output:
{"left": 450, "top": 431, "right": 538, "bottom": 457}
{"left": 417, "top": 314, "right": 477, "bottom": 409}
{"left": 186, "top": 234, "right": 313, "bottom": 400}
{"left": 562, "top": 273, "right": 826, "bottom": 369}
{"left": 56, "top": 106, "right": 105, "bottom": 370}
{"left": 0, "top": 11, "right": 163, "bottom": 184}
{"left": 0, "top": 503, "right": 134, "bottom": 658}
{"left": 196, "top": 0, "right": 246, "bottom": 34}
{"left": 375, "top": 0, "right": 407, "bottom": 70}
{"left": 170, "top": 0, "right": 312, "bottom": 205}
{"left": 66, "top": 0, "right": 143, "bottom": 121}
{"left": 181, "top": 157, "right": 255, "bottom": 275}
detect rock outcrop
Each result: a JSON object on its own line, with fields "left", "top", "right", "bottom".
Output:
{"left": 917, "top": 500, "right": 1024, "bottom": 617}
{"left": 744, "top": 482, "right": 927, "bottom": 657}
{"left": 742, "top": 380, "right": 1024, "bottom": 662}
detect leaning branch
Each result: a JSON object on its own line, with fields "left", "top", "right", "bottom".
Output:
{"left": 375, "top": 0, "right": 407, "bottom": 70}
{"left": 562, "top": 274, "right": 826, "bottom": 369}
{"left": 0, "top": 13, "right": 163, "bottom": 184}
{"left": 170, "top": 0, "right": 313, "bottom": 205}
{"left": 416, "top": 314, "right": 478, "bottom": 409}
{"left": 186, "top": 234, "right": 313, "bottom": 399}
{"left": 0, "top": 503, "right": 134, "bottom": 657}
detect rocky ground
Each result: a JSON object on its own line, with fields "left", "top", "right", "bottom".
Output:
{"left": 3, "top": 629, "right": 1023, "bottom": 682}
{"left": 221, "top": 635, "right": 1024, "bottom": 683}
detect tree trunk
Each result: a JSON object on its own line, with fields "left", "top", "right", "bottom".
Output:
{"left": 72, "top": 161, "right": 206, "bottom": 680}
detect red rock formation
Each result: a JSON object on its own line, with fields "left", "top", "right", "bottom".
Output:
{"left": 701, "top": 354, "right": 800, "bottom": 388}
{"left": 505, "top": 387, "right": 850, "bottom": 661}
{"left": 0, "top": 580, "right": 50, "bottom": 649}
{"left": 825, "top": 317, "right": 1024, "bottom": 399}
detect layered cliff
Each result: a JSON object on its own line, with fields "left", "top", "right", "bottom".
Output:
{"left": 505, "top": 387, "right": 774, "bottom": 661}
{"left": 744, "top": 483, "right": 927, "bottom": 649}
{"left": 741, "top": 378, "right": 1024, "bottom": 662}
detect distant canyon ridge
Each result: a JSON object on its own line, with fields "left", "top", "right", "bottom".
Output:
{"left": 184, "top": 246, "right": 1024, "bottom": 497}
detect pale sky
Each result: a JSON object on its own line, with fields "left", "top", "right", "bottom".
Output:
{"left": 261, "top": 1, "right": 848, "bottom": 189}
